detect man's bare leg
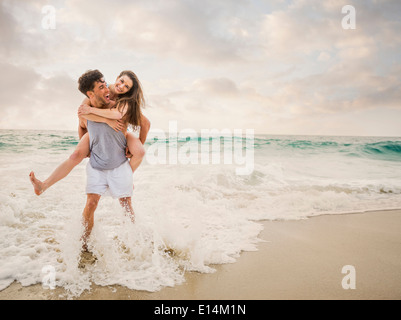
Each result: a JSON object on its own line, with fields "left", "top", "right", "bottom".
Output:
{"left": 81, "top": 194, "right": 101, "bottom": 251}
{"left": 119, "top": 197, "right": 135, "bottom": 223}
{"left": 29, "top": 133, "right": 90, "bottom": 196}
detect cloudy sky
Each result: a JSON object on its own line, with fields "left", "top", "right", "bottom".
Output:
{"left": 1, "top": 0, "right": 400, "bottom": 136}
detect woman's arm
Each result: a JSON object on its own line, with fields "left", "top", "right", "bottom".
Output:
{"left": 82, "top": 97, "right": 117, "bottom": 109}
{"left": 79, "top": 114, "right": 126, "bottom": 132}
{"left": 78, "top": 104, "right": 124, "bottom": 120}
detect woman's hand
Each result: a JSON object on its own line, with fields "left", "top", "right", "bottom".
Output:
{"left": 106, "top": 119, "right": 126, "bottom": 132}
{"left": 126, "top": 147, "right": 133, "bottom": 159}
{"left": 78, "top": 104, "right": 92, "bottom": 117}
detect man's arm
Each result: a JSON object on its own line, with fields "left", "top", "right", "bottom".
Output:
{"left": 78, "top": 117, "right": 88, "bottom": 140}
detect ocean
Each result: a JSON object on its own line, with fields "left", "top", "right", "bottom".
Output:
{"left": 1, "top": 129, "right": 401, "bottom": 297}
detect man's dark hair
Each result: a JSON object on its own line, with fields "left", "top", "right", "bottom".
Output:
{"left": 78, "top": 70, "right": 105, "bottom": 97}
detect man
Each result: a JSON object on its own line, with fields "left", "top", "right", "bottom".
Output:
{"left": 77, "top": 70, "right": 135, "bottom": 250}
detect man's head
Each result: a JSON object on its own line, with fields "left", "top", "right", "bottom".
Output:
{"left": 78, "top": 70, "right": 110, "bottom": 107}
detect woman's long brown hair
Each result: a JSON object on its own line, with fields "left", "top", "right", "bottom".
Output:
{"left": 115, "top": 70, "right": 145, "bottom": 129}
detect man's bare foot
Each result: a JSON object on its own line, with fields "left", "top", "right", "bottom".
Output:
{"left": 29, "top": 172, "right": 45, "bottom": 196}
{"left": 82, "top": 242, "right": 89, "bottom": 253}
{"left": 79, "top": 250, "right": 97, "bottom": 269}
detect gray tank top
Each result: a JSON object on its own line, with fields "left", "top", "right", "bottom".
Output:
{"left": 87, "top": 121, "right": 128, "bottom": 170}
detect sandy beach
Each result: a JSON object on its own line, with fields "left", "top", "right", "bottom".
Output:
{"left": 1, "top": 209, "right": 400, "bottom": 300}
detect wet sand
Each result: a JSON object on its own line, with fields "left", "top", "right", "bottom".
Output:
{"left": 1, "top": 209, "right": 401, "bottom": 300}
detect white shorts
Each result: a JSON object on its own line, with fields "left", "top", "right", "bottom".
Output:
{"left": 86, "top": 161, "right": 133, "bottom": 199}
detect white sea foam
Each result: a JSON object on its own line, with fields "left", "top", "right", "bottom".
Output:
{"left": 1, "top": 131, "right": 401, "bottom": 296}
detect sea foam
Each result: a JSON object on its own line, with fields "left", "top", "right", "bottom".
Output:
{"left": 1, "top": 130, "right": 401, "bottom": 296}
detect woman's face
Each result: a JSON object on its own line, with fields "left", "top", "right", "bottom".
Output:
{"left": 114, "top": 75, "right": 134, "bottom": 95}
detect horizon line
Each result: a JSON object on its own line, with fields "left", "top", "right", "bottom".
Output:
{"left": 0, "top": 128, "right": 400, "bottom": 139}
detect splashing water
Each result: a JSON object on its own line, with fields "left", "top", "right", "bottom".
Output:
{"left": 1, "top": 130, "right": 401, "bottom": 296}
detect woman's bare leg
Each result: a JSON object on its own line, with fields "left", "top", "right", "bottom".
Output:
{"left": 126, "top": 132, "right": 145, "bottom": 175}
{"left": 30, "top": 133, "right": 90, "bottom": 196}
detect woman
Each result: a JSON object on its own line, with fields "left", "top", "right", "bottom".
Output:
{"left": 29, "top": 70, "right": 150, "bottom": 196}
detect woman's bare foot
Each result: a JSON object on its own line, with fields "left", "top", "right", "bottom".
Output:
{"left": 29, "top": 172, "right": 45, "bottom": 196}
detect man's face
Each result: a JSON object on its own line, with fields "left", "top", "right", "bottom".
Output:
{"left": 90, "top": 78, "right": 110, "bottom": 106}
